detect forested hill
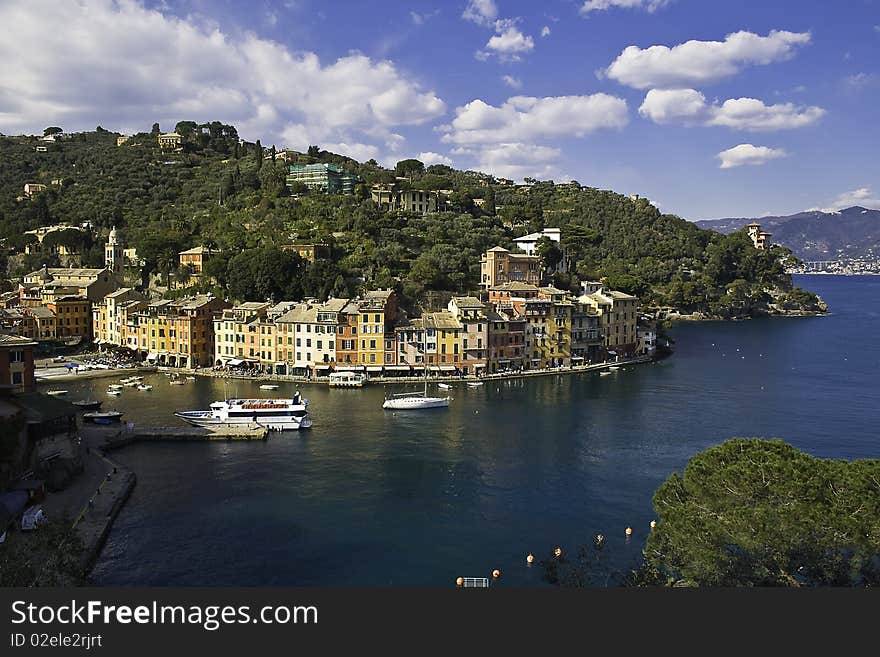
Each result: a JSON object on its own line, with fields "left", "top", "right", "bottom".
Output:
{"left": 0, "top": 124, "right": 824, "bottom": 317}
{"left": 697, "top": 206, "right": 880, "bottom": 262}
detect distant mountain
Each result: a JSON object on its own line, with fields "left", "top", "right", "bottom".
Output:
{"left": 696, "top": 206, "right": 880, "bottom": 261}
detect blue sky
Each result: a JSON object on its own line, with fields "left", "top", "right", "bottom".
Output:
{"left": 0, "top": 0, "right": 877, "bottom": 219}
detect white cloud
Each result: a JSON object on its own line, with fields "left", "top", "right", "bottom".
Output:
{"left": 606, "top": 30, "right": 812, "bottom": 89}
{"left": 410, "top": 9, "right": 439, "bottom": 25}
{"left": 820, "top": 188, "right": 880, "bottom": 212}
{"left": 482, "top": 19, "right": 535, "bottom": 62}
{"left": 0, "top": 0, "right": 446, "bottom": 161}
{"left": 844, "top": 72, "right": 878, "bottom": 89}
{"left": 501, "top": 75, "right": 523, "bottom": 89}
{"left": 452, "top": 142, "right": 563, "bottom": 181}
{"left": 717, "top": 144, "right": 787, "bottom": 169}
{"left": 417, "top": 151, "right": 454, "bottom": 166}
{"left": 462, "top": 0, "right": 497, "bottom": 27}
{"left": 639, "top": 89, "right": 825, "bottom": 131}
{"left": 541, "top": 26, "right": 551, "bottom": 37}
{"left": 443, "top": 94, "right": 629, "bottom": 145}
{"left": 580, "top": 0, "right": 672, "bottom": 15}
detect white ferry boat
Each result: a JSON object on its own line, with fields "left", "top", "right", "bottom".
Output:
{"left": 328, "top": 372, "right": 367, "bottom": 388}
{"left": 175, "top": 397, "right": 312, "bottom": 431}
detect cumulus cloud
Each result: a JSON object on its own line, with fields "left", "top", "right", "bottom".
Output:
{"left": 481, "top": 19, "right": 535, "bottom": 62}
{"left": 442, "top": 94, "right": 628, "bottom": 145}
{"left": 606, "top": 30, "right": 812, "bottom": 89}
{"left": 0, "top": 0, "right": 446, "bottom": 159}
{"left": 820, "top": 187, "right": 880, "bottom": 212}
{"left": 462, "top": 0, "right": 497, "bottom": 27}
{"left": 717, "top": 144, "right": 787, "bottom": 169}
{"left": 417, "top": 151, "right": 454, "bottom": 166}
{"left": 452, "top": 143, "right": 563, "bottom": 181}
{"left": 580, "top": 0, "right": 673, "bottom": 15}
{"left": 639, "top": 89, "right": 825, "bottom": 131}
{"left": 501, "top": 75, "right": 523, "bottom": 89}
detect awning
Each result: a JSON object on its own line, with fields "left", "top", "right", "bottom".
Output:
{"left": 608, "top": 350, "right": 617, "bottom": 355}
{"left": 227, "top": 358, "right": 243, "bottom": 366}
{"left": 315, "top": 364, "right": 331, "bottom": 370}
{"left": 572, "top": 356, "right": 584, "bottom": 360}
{"left": 94, "top": 338, "right": 103, "bottom": 344}
{"left": 428, "top": 366, "right": 441, "bottom": 371}
{"left": 439, "top": 365, "right": 456, "bottom": 371}
{"left": 474, "top": 363, "right": 486, "bottom": 368}
{"left": 146, "top": 353, "right": 158, "bottom": 361}
{"left": 387, "top": 366, "right": 411, "bottom": 371}
{"left": 274, "top": 362, "right": 286, "bottom": 366}
{"left": 366, "top": 366, "right": 383, "bottom": 372}
{"left": 531, "top": 358, "right": 541, "bottom": 362}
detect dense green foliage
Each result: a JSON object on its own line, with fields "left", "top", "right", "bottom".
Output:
{"left": 0, "top": 125, "right": 823, "bottom": 315}
{"left": 640, "top": 439, "right": 880, "bottom": 586}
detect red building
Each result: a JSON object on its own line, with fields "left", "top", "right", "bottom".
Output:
{"left": 0, "top": 334, "right": 37, "bottom": 392}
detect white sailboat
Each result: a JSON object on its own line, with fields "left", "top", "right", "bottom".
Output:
{"left": 383, "top": 324, "right": 450, "bottom": 410}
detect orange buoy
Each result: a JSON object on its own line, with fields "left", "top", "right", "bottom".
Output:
{"left": 526, "top": 553, "right": 534, "bottom": 564}
{"left": 650, "top": 520, "right": 657, "bottom": 529}
{"left": 456, "top": 577, "right": 463, "bottom": 587}
{"left": 625, "top": 527, "right": 633, "bottom": 537}
{"left": 554, "top": 546, "right": 563, "bottom": 558}
{"left": 492, "top": 569, "right": 501, "bottom": 579}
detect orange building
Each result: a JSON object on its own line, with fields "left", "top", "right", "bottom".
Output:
{"left": 480, "top": 246, "right": 542, "bottom": 289}
{"left": 0, "top": 334, "right": 36, "bottom": 392}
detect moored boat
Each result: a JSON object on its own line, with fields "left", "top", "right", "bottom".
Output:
{"left": 437, "top": 382, "right": 451, "bottom": 390}
{"left": 46, "top": 390, "right": 68, "bottom": 396}
{"left": 328, "top": 372, "right": 366, "bottom": 388}
{"left": 137, "top": 384, "right": 153, "bottom": 391}
{"left": 73, "top": 399, "right": 103, "bottom": 410}
{"left": 83, "top": 410, "right": 124, "bottom": 424}
{"left": 466, "top": 382, "right": 483, "bottom": 388}
{"left": 259, "top": 384, "right": 280, "bottom": 390}
{"left": 175, "top": 396, "right": 312, "bottom": 431}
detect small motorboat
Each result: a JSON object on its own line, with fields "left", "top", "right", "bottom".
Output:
{"left": 437, "top": 383, "right": 451, "bottom": 390}
{"left": 466, "top": 382, "right": 483, "bottom": 388}
{"left": 608, "top": 366, "right": 620, "bottom": 371}
{"left": 108, "top": 383, "right": 123, "bottom": 390}
{"left": 83, "top": 410, "right": 124, "bottom": 424}
{"left": 137, "top": 384, "right": 153, "bottom": 391}
{"left": 73, "top": 399, "right": 103, "bottom": 411}
{"left": 170, "top": 379, "right": 186, "bottom": 385}
{"left": 46, "top": 390, "right": 68, "bottom": 396}
{"left": 107, "top": 389, "right": 122, "bottom": 396}
{"left": 600, "top": 371, "right": 612, "bottom": 376}
{"left": 185, "top": 376, "right": 196, "bottom": 381}
{"left": 259, "top": 384, "right": 280, "bottom": 390}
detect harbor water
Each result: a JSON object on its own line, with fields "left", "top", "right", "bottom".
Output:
{"left": 51, "top": 275, "right": 878, "bottom": 586}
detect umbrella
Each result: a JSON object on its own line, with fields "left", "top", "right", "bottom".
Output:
{"left": 66, "top": 362, "right": 80, "bottom": 369}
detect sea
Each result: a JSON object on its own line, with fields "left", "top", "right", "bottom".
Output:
{"left": 52, "top": 275, "right": 878, "bottom": 586}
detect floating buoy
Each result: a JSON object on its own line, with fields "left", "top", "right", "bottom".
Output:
{"left": 554, "top": 546, "right": 563, "bottom": 558}
{"left": 526, "top": 553, "right": 534, "bottom": 564}
{"left": 456, "top": 577, "right": 463, "bottom": 587}
{"left": 625, "top": 527, "right": 633, "bottom": 537}
{"left": 492, "top": 569, "right": 501, "bottom": 579}
{"left": 650, "top": 520, "right": 656, "bottom": 529}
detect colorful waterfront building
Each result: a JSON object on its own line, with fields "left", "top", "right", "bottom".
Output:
{"left": 357, "top": 290, "right": 397, "bottom": 367}
{"left": 45, "top": 296, "right": 91, "bottom": 340}
{"left": 335, "top": 301, "right": 360, "bottom": 368}
{"left": 92, "top": 288, "right": 146, "bottom": 348}
{"left": 579, "top": 288, "right": 639, "bottom": 356}
{"left": 448, "top": 296, "right": 488, "bottom": 375}
{"left": 213, "top": 302, "right": 271, "bottom": 367}
{"left": 0, "top": 334, "right": 36, "bottom": 392}
{"left": 133, "top": 295, "right": 229, "bottom": 368}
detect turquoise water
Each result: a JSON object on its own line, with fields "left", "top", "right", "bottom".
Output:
{"left": 67, "top": 275, "right": 878, "bottom": 586}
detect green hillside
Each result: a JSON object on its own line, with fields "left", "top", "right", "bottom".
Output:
{"left": 0, "top": 124, "right": 825, "bottom": 317}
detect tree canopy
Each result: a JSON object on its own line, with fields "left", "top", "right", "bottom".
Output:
{"left": 640, "top": 439, "right": 880, "bottom": 587}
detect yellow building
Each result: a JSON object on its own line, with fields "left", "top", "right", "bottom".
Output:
{"left": 158, "top": 132, "right": 183, "bottom": 150}
{"left": 134, "top": 295, "right": 229, "bottom": 368}
{"left": 281, "top": 244, "right": 331, "bottom": 263}
{"left": 213, "top": 302, "right": 271, "bottom": 367}
{"left": 423, "top": 311, "right": 461, "bottom": 372}
{"left": 92, "top": 288, "right": 146, "bottom": 348}
{"left": 357, "top": 290, "right": 397, "bottom": 366}
{"left": 579, "top": 288, "right": 639, "bottom": 356}
{"left": 46, "top": 296, "right": 91, "bottom": 340}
